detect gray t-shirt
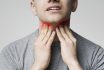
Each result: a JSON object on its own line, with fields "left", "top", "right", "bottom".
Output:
{"left": 0, "top": 29, "right": 104, "bottom": 70}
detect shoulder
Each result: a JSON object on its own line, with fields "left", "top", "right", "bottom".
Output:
{"left": 72, "top": 30, "right": 104, "bottom": 69}
{"left": 71, "top": 30, "right": 103, "bottom": 50}
{"left": 0, "top": 29, "right": 39, "bottom": 69}
{"left": 1, "top": 29, "right": 39, "bottom": 59}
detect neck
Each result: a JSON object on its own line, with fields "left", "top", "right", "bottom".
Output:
{"left": 39, "top": 19, "right": 70, "bottom": 42}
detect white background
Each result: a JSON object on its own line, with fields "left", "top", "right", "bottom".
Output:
{"left": 0, "top": 0, "right": 104, "bottom": 52}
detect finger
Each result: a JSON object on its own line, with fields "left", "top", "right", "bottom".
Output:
{"left": 43, "top": 24, "right": 48, "bottom": 35}
{"left": 64, "top": 26, "right": 76, "bottom": 40}
{"left": 39, "top": 23, "right": 44, "bottom": 34}
{"left": 39, "top": 23, "right": 45, "bottom": 35}
{"left": 46, "top": 31, "right": 55, "bottom": 47}
{"left": 56, "top": 28, "right": 64, "bottom": 42}
{"left": 65, "top": 26, "right": 77, "bottom": 45}
{"left": 38, "top": 24, "right": 48, "bottom": 41}
{"left": 59, "top": 26, "right": 69, "bottom": 41}
{"left": 43, "top": 26, "right": 52, "bottom": 44}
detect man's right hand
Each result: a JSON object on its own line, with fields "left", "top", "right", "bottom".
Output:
{"left": 31, "top": 24, "right": 55, "bottom": 70}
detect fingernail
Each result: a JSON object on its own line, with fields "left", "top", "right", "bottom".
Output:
{"left": 56, "top": 28, "right": 58, "bottom": 31}
{"left": 44, "top": 23, "right": 46, "bottom": 27}
{"left": 53, "top": 31, "right": 55, "bottom": 33}
{"left": 50, "top": 26, "right": 53, "bottom": 29}
{"left": 44, "top": 24, "right": 48, "bottom": 29}
{"left": 43, "top": 24, "right": 45, "bottom": 28}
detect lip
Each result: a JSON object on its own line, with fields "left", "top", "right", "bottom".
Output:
{"left": 46, "top": 5, "right": 62, "bottom": 12}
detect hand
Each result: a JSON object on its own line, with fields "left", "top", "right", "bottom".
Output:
{"left": 31, "top": 24, "right": 55, "bottom": 70}
{"left": 56, "top": 26, "right": 82, "bottom": 70}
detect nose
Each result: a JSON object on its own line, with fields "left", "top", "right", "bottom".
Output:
{"left": 48, "top": 0, "right": 60, "bottom": 3}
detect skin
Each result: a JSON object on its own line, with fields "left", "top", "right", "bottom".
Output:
{"left": 30, "top": 0, "right": 83, "bottom": 70}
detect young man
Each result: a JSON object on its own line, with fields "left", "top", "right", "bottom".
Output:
{"left": 0, "top": 0, "right": 104, "bottom": 70}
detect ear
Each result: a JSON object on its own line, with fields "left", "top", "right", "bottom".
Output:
{"left": 71, "top": 0, "right": 78, "bottom": 12}
{"left": 29, "top": 0, "right": 37, "bottom": 15}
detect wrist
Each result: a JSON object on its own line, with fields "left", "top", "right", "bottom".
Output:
{"left": 67, "top": 59, "right": 83, "bottom": 70}
{"left": 31, "top": 63, "right": 45, "bottom": 70}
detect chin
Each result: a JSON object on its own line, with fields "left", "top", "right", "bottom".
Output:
{"left": 40, "top": 14, "right": 69, "bottom": 29}
{"left": 48, "top": 16, "right": 64, "bottom": 23}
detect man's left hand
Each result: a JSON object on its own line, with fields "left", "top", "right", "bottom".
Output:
{"left": 56, "top": 26, "right": 83, "bottom": 70}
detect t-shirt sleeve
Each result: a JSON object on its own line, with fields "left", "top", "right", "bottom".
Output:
{"left": 0, "top": 44, "right": 20, "bottom": 70}
{"left": 90, "top": 46, "right": 104, "bottom": 70}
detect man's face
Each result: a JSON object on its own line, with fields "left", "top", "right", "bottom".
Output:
{"left": 31, "top": 0, "right": 76, "bottom": 27}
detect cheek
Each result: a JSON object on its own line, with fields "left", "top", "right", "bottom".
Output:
{"left": 63, "top": 1, "right": 71, "bottom": 11}
{"left": 35, "top": 3, "right": 45, "bottom": 14}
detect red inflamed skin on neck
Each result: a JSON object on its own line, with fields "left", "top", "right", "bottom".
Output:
{"left": 41, "top": 19, "right": 70, "bottom": 30}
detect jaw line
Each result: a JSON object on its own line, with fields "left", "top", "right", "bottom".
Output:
{"left": 41, "top": 19, "right": 70, "bottom": 30}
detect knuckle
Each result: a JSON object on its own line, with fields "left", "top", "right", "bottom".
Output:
{"left": 61, "top": 40, "right": 65, "bottom": 43}
{"left": 73, "top": 38, "right": 77, "bottom": 43}
{"left": 41, "top": 41, "right": 45, "bottom": 45}
{"left": 47, "top": 32, "right": 51, "bottom": 36}
{"left": 67, "top": 40, "right": 73, "bottom": 44}
{"left": 42, "top": 31, "right": 46, "bottom": 35}
{"left": 49, "top": 38, "right": 53, "bottom": 42}
{"left": 34, "top": 42, "right": 38, "bottom": 47}
{"left": 63, "top": 34, "right": 66, "bottom": 37}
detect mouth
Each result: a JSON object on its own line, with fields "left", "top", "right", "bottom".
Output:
{"left": 46, "top": 5, "right": 61, "bottom": 13}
